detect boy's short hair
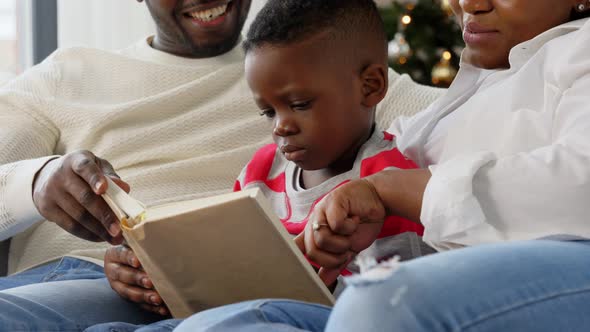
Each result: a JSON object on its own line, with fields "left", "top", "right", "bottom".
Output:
{"left": 244, "top": 0, "right": 387, "bottom": 66}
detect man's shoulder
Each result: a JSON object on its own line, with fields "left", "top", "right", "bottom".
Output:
{"left": 47, "top": 45, "right": 125, "bottom": 62}
{"left": 35, "top": 45, "right": 139, "bottom": 78}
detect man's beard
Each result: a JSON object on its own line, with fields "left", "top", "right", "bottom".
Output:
{"left": 184, "top": 29, "right": 242, "bottom": 58}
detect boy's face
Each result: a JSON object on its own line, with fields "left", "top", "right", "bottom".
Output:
{"left": 245, "top": 39, "right": 375, "bottom": 171}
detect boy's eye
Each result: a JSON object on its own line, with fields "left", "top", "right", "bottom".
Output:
{"left": 259, "top": 109, "right": 276, "bottom": 118}
{"left": 291, "top": 101, "right": 312, "bottom": 111}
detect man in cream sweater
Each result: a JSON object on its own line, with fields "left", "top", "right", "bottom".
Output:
{"left": 0, "top": 0, "right": 441, "bottom": 329}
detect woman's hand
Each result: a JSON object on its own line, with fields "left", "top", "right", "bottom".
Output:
{"left": 294, "top": 169, "right": 430, "bottom": 286}
{"left": 295, "top": 179, "right": 386, "bottom": 286}
{"left": 32, "top": 150, "right": 129, "bottom": 244}
{"left": 105, "top": 245, "right": 169, "bottom": 316}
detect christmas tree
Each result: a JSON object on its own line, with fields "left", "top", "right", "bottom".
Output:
{"left": 377, "top": 0, "right": 464, "bottom": 87}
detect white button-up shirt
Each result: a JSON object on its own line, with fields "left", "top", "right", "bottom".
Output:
{"left": 389, "top": 18, "right": 590, "bottom": 250}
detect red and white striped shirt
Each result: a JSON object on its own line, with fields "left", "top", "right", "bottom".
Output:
{"left": 234, "top": 130, "right": 425, "bottom": 273}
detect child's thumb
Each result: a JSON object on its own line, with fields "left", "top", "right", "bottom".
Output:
{"left": 294, "top": 233, "right": 306, "bottom": 254}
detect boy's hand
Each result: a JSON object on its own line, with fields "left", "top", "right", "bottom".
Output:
{"left": 105, "top": 245, "right": 169, "bottom": 316}
{"left": 294, "top": 179, "right": 385, "bottom": 286}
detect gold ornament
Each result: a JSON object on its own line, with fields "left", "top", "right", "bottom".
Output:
{"left": 388, "top": 32, "right": 412, "bottom": 62}
{"left": 431, "top": 51, "right": 457, "bottom": 87}
{"left": 440, "top": 0, "right": 453, "bottom": 16}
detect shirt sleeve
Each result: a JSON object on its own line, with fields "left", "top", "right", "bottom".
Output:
{"left": 421, "top": 70, "right": 590, "bottom": 250}
{"left": 0, "top": 58, "right": 60, "bottom": 240}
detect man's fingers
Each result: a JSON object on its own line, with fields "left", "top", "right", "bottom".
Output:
{"left": 142, "top": 291, "right": 163, "bottom": 306}
{"left": 110, "top": 280, "right": 162, "bottom": 306}
{"left": 57, "top": 203, "right": 109, "bottom": 242}
{"left": 46, "top": 208, "right": 103, "bottom": 242}
{"left": 70, "top": 151, "right": 107, "bottom": 195}
{"left": 97, "top": 157, "right": 116, "bottom": 177}
{"left": 104, "top": 246, "right": 164, "bottom": 313}
{"left": 56, "top": 190, "right": 113, "bottom": 242}
{"left": 98, "top": 158, "right": 131, "bottom": 193}
{"left": 109, "top": 245, "right": 141, "bottom": 268}
{"left": 64, "top": 173, "right": 121, "bottom": 238}
{"left": 109, "top": 177, "right": 131, "bottom": 194}
{"left": 140, "top": 304, "right": 169, "bottom": 316}
{"left": 121, "top": 246, "right": 141, "bottom": 268}
{"left": 106, "top": 262, "right": 151, "bottom": 289}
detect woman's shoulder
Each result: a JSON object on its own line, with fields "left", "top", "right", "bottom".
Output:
{"left": 542, "top": 18, "right": 590, "bottom": 87}
{"left": 376, "top": 69, "right": 445, "bottom": 131}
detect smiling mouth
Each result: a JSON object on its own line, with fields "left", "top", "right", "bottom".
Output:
{"left": 183, "top": 0, "right": 233, "bottom": 23}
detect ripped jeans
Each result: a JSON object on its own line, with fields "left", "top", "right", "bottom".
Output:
{"left": 172, "top": 240, "right": 590, "bottom": 332}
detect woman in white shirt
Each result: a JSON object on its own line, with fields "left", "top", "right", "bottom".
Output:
{"left": 169, "top": 0, "right": 590, "bottom": 331}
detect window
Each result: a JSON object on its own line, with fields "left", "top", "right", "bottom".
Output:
{"left": 0, "top": 0, "right": 56, "bottom": 81}
{"left": 0, "top": 0, "right": 18, "bottom": 78}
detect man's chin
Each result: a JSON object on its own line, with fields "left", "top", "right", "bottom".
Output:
{"left": 188, "top": 32, "right": 241, "bottom": 57}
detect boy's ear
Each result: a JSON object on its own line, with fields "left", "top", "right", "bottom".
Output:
{"left": 360, "top": 63, "right": 388, "bottom": 108}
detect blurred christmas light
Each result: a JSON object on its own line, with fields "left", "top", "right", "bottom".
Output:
{"left": 401, "top": 14, "right": 412, "bottom": 25}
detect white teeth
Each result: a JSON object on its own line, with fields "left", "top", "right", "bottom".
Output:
{"left": 189, "top": 3, "right": 228, "bottom": 22}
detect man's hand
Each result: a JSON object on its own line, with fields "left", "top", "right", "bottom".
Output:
{"left": 105, "top": 245, "right": 169, "bottom": 316}
{"left": 33, "top": 150, "right": 129, "bottom": 244}
{"left": 295, "top": 179, "right": 386, "bottom": 286}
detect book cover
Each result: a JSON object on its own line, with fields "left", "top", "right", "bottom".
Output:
{"left": 108, "top": 187, "right": 335, "bottom": 318}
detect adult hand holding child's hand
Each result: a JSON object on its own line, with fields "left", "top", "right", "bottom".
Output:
{"left": 295, "top": 179, "right": 386, "bottom": 287}
{"left": 105, "top": 245, "right": 169, "bottom": 316}
{"left": 32, "top": 150, "right": 129, "bottom": 244}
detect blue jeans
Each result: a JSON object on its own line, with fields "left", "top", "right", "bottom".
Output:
{"left": 0, "top": 257, "right": 162, "bottom": 331}
{"left": 86, "top": 300, "right": 329, "bottom": 332}
{"left": 86, "top": 319, "right": 184, "bottom": 332}
{"left": 172, "top": 240, "right": 590, "bottom": 332}
{"left": 0, "top": 257, "right": 105, "bottom": 290}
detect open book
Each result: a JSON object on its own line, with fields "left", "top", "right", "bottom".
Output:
{"left": 102, "top": 178, "right": 335, "bottom": 318}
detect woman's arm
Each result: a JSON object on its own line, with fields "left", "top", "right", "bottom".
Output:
{"left": 294, "top": 168, "right": 430, "bottom": 286}
{"left": 421, "top": 71, "right": 590, "bottom": 250}
{"left": 366, "top": 168, "right": 431, "bottom": 223}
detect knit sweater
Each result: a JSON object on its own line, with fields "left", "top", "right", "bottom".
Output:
{"left": 0, "top": 36, "right": 443, "bottom": 274}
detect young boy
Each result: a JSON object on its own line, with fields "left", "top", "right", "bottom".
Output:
{"left": 235, "top": 0, "right": 428, "bottom": 282}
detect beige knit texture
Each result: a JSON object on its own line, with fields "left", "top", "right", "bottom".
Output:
{"left": 0, "top": 39, "right": 443, "bottom": 274}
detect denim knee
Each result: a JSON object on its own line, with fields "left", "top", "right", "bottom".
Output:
{"left": 175, "top": 299, "right": 330, "bottom": 332}
{"left": 326, "top": 260, "right": 447, "bottom": 332}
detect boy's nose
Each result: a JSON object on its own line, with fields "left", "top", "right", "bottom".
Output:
{"left": 273, "top": 117, "right": 299, "bottom": 137}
